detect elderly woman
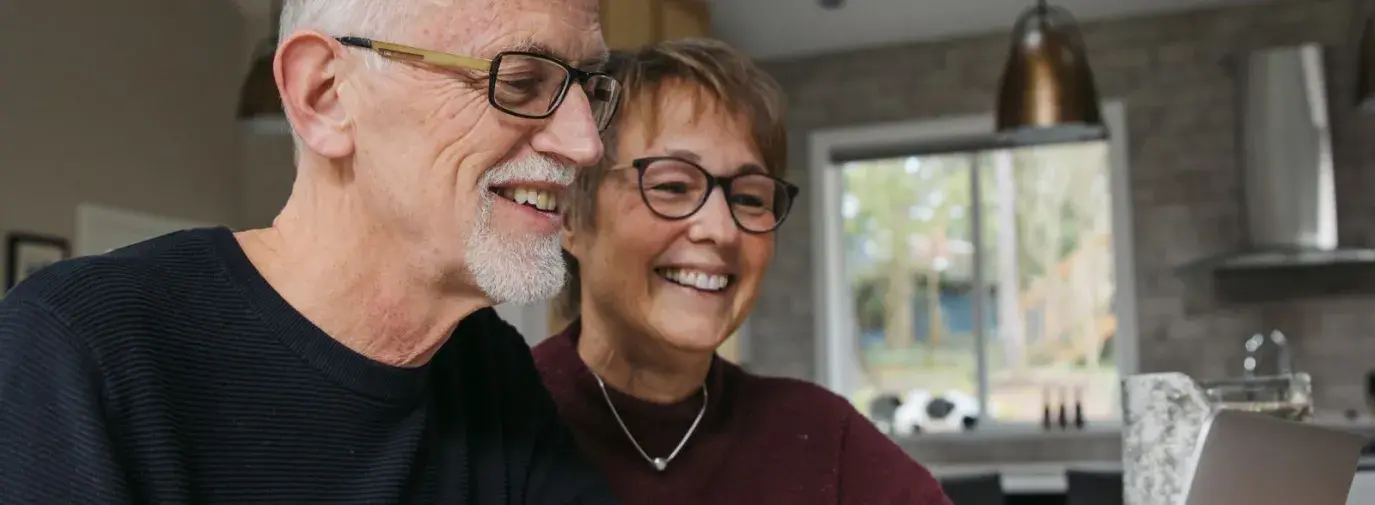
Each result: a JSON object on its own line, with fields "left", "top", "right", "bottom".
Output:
{"left": 531, "top": 38, "right": 951, "bottom": 505}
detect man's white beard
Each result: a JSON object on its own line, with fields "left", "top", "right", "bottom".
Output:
{"left": 465, "top": 155, "right": 574, "bottom": 305}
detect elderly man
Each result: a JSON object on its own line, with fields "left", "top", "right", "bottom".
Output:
{"left": 0, "top": 0, "right": 623, "bottom": 504}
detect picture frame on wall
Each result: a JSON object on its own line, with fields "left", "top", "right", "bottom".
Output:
{"left": 5, "top": 232, "right": 71, "bottom": 291}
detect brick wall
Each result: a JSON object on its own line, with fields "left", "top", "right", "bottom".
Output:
{"left": 749, "top": 0, "right": 1375, "bottom": 413}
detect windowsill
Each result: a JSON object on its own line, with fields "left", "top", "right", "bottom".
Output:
{"left": 893, "top": 422, "right": 1121, "bottom": 442}
{"left": 895, "top": 423, "right": 1122, "bottom": 483}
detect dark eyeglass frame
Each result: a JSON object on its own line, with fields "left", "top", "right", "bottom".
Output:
{"left": 622, "top": 156, "right": 800, "bottom": 234}
{"left": 335, "top": 36, "right": 620, "bottom": 131}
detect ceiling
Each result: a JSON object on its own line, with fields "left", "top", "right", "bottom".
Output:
{"left": 230, "top": 0, "right": 1268, "bottom": 60}
{"left": 710, "top": 0, "right": 1265, "bottom": 60}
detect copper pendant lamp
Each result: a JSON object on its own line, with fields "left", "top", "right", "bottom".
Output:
{"left": 1356, "top": 3, "right": 1375, "bottom": 111}
{"left": 994, "top": 0, "right": 1107, "bottom": 145}
{"left": 237, "top": 0, "right": 284, "bottom": 121}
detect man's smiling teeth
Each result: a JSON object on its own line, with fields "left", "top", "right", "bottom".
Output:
{"left": 497, "top": 187, "right": 559, "bottom": 212}
{"left": 658, "top": 268, "right": 732, "bottom": 292}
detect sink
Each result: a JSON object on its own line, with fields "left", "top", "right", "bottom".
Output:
{"left": 1198, "top": 373, "right": 1314, "bottom": 422}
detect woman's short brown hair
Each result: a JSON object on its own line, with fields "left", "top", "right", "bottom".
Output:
{"left": 555, "top": 37, "right": 788, "bottom": 320}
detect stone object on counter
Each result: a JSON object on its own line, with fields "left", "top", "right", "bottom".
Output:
{"left": 1122, "top": 373, "right": 1214, "bottom": 505}
{"left": 1121, "top": 372, "right": 1315, "bottom": 505}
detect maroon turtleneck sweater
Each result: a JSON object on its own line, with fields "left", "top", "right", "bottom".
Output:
{"left": 531, "top": 323, "right": 952, "bottom": 505}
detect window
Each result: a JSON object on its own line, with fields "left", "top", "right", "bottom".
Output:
{"left": 810, "top": 105, "right": 1136, "bottom": 433}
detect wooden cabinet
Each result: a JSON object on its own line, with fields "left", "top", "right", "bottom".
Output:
{"left": 601, "top": 0, "right": 711, "bottom": 50}
{"left": 655, "top": 0, "right": 711, "bottom": 42}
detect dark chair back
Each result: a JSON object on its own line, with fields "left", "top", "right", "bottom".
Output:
{"left": 1066, "top": 469, "right": 1123, "bottom": 505}
{"left": 938, "top": 473, "right": 1004, "bottom": 505}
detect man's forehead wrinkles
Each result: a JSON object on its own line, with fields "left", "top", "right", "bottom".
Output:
{"left": 416, "top": 0, "right": 490, "bottom": 52}
{"left": 468, "top": 0, "right": 604, "bottom": 63}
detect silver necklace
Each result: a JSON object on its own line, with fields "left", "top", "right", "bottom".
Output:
{"left": 592, "top": 373, "right": 707, "bottom": 472}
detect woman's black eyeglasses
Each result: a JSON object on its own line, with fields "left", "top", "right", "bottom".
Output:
{"left": 619, "top": 156, "right": 799, "bottom": 234}
{"left": 336, "top": 36, "right": 622, "bottom": 131}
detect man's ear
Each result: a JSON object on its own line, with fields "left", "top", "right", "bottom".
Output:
{"left": 277, "top": 30, "right": 354, "bottom": 159}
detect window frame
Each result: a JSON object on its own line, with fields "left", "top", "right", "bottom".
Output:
{"left": 807, "top": 101, "right": 1137, "bottom": 431}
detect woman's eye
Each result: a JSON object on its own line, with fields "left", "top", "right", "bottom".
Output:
{"left": 499, "top": 77, "right": 540, "bottom": 91}
{"left": 731, "top": 195, "right": 767, "bottom": 208}
{"left": 649, "top": 182, "right": 690, "bottom": 194}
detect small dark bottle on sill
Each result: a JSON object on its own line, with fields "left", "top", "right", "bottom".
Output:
{"left": 1056, "top": 386, "right": 1069, "bottom": 430}
{"left": 1073, "top": 386, "right": 1085, "bottom": 430}
{"left": 1041, "top": 386, "right": 1053, "bottom": 431}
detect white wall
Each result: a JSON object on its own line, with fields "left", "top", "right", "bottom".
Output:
{"left": 233, "top": 0, "right": 300, "bottom": 230}
{"left": 240, "top": 132, "right": 297, "bottom": 228}
{"left": 494, "top": 303, "right": 553, "bottom": 347}
{"left": 0, "top": 0, "right": 249, "bottom": 287}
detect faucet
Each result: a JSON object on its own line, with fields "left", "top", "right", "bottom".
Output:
{"left": 1271, "top": 330, "right": 1292, "bottom": 375}
{"left": 1243, "top": 330, "right": 1293, "bottom": 378}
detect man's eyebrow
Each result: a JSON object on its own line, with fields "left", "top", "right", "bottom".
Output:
{"left": 582, "top": 51, "right": 610, "bottom": 72}
{"left": 505, "top": 37, "right": 608, "bottom": 69}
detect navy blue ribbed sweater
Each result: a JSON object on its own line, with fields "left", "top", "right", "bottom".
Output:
{"left": 0, "top": 227, "right": 619, "bottom": 505}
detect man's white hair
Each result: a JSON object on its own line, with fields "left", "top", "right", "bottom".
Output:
{"left": 278, "top": 0, "right": 419, "bottom": 70}
{"left": 276, "top": 0, "right": 424, "bottom": 153}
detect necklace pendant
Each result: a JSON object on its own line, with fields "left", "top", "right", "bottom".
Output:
{"left": 651, "top": 457, "right": 668, "bottom": 471}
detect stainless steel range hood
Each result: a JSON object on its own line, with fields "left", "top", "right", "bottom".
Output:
{"left": 1189, "top": 43, "right": 1375, "bottom": 272}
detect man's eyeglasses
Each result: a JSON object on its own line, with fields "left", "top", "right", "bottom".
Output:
{"left": 620, "top": 156, "right": 800, "bottom": 234}
{"left": 336, "top": 37, "right": 621, "bottom": 131}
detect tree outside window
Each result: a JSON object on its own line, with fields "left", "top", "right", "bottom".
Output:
{"left": 839, "top": 141, "right": 1119, "bottom": 429}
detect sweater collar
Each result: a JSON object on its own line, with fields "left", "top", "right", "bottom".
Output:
{"left": 538, "top": 320, "right": 736, "bottom": 446}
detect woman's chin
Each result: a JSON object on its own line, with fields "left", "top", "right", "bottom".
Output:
{"left": 658, "top": 334, "right": 725, "bottom": 355}
{"left": 654, "top": 328, "right": 729, "bottom": 355}
{"left": 646, "top": 312, "right": 736, "bottom": 355}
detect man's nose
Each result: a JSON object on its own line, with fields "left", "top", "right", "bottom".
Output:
{"left": 686, "top": 189, "right": 742, "bottom": 245}
{"left": 530, "top": 86, "right": 604, "bottom": 167}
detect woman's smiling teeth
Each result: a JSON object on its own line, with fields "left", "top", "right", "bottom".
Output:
{"left": 496, "top": 187, "right": 559, "bottom": 212}
{"left": 657, "top": 268, "right": 732, "bottom": 292}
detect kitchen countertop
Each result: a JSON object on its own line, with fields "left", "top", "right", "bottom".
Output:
{"left": 929, "top": 457, "right": 1375, "bottom": 495}
{"left": 928, "top": 461, "right": 1122, "bottom": 494}
{"left": 917, "top": 414, "right": 1375, "bottom": 495}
